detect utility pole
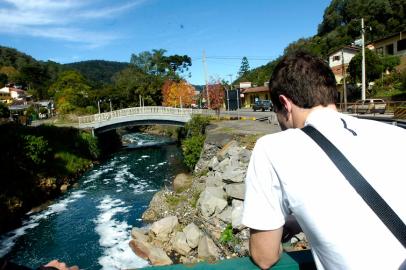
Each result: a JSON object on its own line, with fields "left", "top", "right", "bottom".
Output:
{"left": 202, "top": 50, "right": 210, "bottom": 109}
{"left": 361, "top": 18, "right": 366, "bottom": 101}
{"left": 341, "top": 49, "right": 348, "bottom": 111}
{"left": 227, "top": 74, "right": 232, "bottom": 111}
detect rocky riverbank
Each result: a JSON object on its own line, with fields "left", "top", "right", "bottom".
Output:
{"left": 127, "top": 120, "right": 268, "bottom": 265}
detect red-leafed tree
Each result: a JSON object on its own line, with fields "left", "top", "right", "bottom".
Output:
{"left": 204, "top": 82, "right": 225, "bottom": 116}
{"left": 162, "top": 80, "right": 196, "bottom": 107}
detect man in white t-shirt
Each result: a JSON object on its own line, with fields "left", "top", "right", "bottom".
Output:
{"left": 242, "top": 51, "right": 406, "bottom": 269}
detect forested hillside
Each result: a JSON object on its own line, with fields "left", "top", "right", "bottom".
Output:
{"left": 237, "top": 0, "right": 406, "bottom": 86}
{"left": 64, "top": 60, "right": 129, "bottom": 86}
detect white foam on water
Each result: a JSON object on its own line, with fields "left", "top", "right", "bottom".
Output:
{"left": 157, "top": 162, "right": 167, "bottom": 166}
{"left": 0, "top": 190, "right": 86, "bottom": 257}
{"left": 141, "top": 155, "right": 150, "bottom": 158}
{"left": 94, "top": 196, "right": 148, "bottom": 270}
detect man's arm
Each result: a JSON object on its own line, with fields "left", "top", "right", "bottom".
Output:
{"left": 249, "top": 227, "right": 283, "bottom": 270}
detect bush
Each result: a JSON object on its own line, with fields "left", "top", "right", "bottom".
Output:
{"left": 23, "top": 135, "right": 51, "bottom": 165}
{"left": 0, "top": 102, "right": 9, "bottom": 118}
{"left": 184, "top": 115, "right": 211, "bottom": 137}
{"left": 80, "top": 131, "right": 100, "bottom": 159}
{"left": 182, "top": 134, "right": 205, "bottom": 170}
{"left": 54, "top": 151, "right": 92, "bottom": 174}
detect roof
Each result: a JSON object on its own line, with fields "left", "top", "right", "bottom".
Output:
{"left": 328, "top": 45, "right": 360, "bottom": 56}
{"left": 242, "top": 86, "right": 269, "bottom": 94}
{"left": 367, "top": 30, "right": 406, "bottom": 45}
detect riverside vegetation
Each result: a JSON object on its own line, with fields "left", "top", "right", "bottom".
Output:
{"left": 0, "top": 123, "right": 121, "bottom": 234}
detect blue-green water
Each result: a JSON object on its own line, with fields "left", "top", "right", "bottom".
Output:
{"left": 0, "top": 133, "right": 186, "bottom": 270}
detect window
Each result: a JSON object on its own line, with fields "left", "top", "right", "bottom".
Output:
{"left": 397, "top": 39, "right": 406, "bottom": 52}
{"left": 386, "top": 44, "right": 394, "bottom": 55}
{"left": 333, "top": 55, "right": 340, "bottom": 61}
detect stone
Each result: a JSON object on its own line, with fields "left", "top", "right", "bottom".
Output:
{"left": 225, "top": 183, "right": 246, "bottom": 200}
{"left": 198, "top": 191, "right": 228, "bottom": 218}
{"left": 173, "top": 173, "right": 192, "bottom": 193}
{"left": 205, "top": 176, "right": 224, "bottom": 188}
{"left": 131, "top": 227, "right": 148, "bottom": 242}
{"left": 172, "top": 232, "right": 191, "bottom": 256}
{"left": 205, "top": 186, "right": 226, "bottom": 199}
{"left": 205, "top": 133, "right": 233, "bottom": 149}
{"left": 60, "top": 184, "right": 69, "bottom": 193}
{"left": 198, "top": 235, "right": 220, "bottom": 260}
{"left": 222, "top": 168, "right": 245, "bottom": 183}
{"left": 130, "top": 239, "right": 173, "bottom": 266}
{"left": 239, "top": 148, "right": 252, "bottom": 163}
{"left": 208, "top": 156, "right": 219, "bottom": 171}
{"left": 231, "top": 200, "right": 244, "bottom": 229}
{"left": 183, "top": 223, "right": 203, "bottom": 249}
{"left": 150, "top": 216, "right": 179, "bottom": 240}
{"left": 216, "top": 157, "right": 230, "bottom": 173}
{"left": 217, "top": 206, "right": 232, "bottom": 223}
{"left": 217, "top": 140, "right": 239, "bottom": 161}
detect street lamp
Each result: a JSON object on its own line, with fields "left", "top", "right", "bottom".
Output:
{"left": 227, "top": 74, "right": 232, "bottom": 111}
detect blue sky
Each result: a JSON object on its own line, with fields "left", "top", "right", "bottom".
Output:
{"left": 0, "top": 0, "right": 331, "bottom": 85}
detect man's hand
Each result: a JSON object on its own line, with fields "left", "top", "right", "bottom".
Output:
{"left": 44, "top": 260, "right": 79, "bottom": 270}
{"left": 249, "top": 227, "right": 283, "bottom": 270}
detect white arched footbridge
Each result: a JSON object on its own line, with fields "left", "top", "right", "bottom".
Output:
{"left": 78, "top": 106, "right": 213, "bottom": 134}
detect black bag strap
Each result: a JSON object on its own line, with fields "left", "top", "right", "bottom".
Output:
{"left": 302, "top": 125, "right": 406, "bottom": 248}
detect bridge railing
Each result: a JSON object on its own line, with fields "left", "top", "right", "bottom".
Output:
{"left": 78, "top": 106, "right": 215, "bottom": 126}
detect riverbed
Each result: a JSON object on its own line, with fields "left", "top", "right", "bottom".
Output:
{"left": 0, "top": 132, "right": 186, "bottom": 270}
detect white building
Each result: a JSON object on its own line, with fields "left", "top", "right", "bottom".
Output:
{"left": 328, "top": 46, "right": 360, "bottom": 83}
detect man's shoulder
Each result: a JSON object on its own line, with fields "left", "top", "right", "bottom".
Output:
{"left": 254, "top": 129, "right": 306, "bottom": 153}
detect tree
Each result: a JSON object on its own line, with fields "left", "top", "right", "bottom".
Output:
{"left": 48, "top": 70, "right": 92, "bottom": 114}
{"left": 347, "top": 50, "right": 383, "bottom": 85}
{"left": 162, "top": 80, "right": 195, "bottom": 107}
{"left": 238, "top": 57, "right": 250, "bottom": 77}
{"left": 0, "top": 103, "right": 9, "bottom": 118}
{"left": 204, "top": 82, "right": 225, "bottom": 115}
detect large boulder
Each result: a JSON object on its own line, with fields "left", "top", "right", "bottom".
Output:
{"left": 239, "top": 148, "right": 252, "bottom": 164}
{"left": 150, "top": 216, "right": 179, "bottom": 240}
{"left": 197, "top": 235, "right": 220, "bottom": 260}
{"left": 225, "top": 183, "right": 245, "bottom": 200}
{"left": 172, "top": 231, "right": 191, "bottom": 256}
{"left": 131, "top": 227, "right": 148, "bottom": 242}
{"left": 173, "top": 173, "right": 192, "bottom": 193}
{"left": 231, "top": 200, "right": 244, "bottom": 229}
{"left": 217, "top": 140, "right": 239, "bottom": 161}
{"left": 129, "top": 239, "right": 173, "bottom": 266}
{"left": 198, "top": 188, "right": 228, "bottom": 218}
{"left": 208, "top": 156, "right": 219, "bottom": 171}
{"left": 217, "top": 206, "right": 232, "bottom": 224}
{"left": 205, "top": 175, "right": 224, "bottom": 188}
{"left": 221, "top": 168, "right": 245, "bottom": 183}
{"left": 183, "top": 223, "right": 203, "bottom": 249}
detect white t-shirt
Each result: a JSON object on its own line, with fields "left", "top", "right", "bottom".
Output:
{"left": 242, "top": 108, "right": 406, "bottom": 270}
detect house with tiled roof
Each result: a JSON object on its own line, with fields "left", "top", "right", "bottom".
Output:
{"left": 328, "top": 46, "right": 360, "bottom": 84}
{"left": 240, "top": 83, "right": 270, "bottom": 108}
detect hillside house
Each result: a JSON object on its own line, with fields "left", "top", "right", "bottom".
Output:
{"left": 328, "top": 46, "right": 360, "bottom": 84}
{"left": 367, "top": 30, "right": 406, "bottom": 71}
{"left": 0, "top": 85, "right": 27, "bottom": 101}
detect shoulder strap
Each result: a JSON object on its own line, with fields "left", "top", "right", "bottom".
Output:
{"left": 302, "top": 125, "right": 406, "bottom": 248}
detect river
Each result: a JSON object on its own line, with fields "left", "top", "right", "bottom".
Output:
{"left": 0, "top": 132, "right": 187, "bottom": 270}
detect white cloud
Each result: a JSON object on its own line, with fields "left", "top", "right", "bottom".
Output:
{"left": 0, "top": 0, "right": 145, "bottom": 47}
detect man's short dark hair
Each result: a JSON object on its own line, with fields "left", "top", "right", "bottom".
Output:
{"left": 269, "top": 51, "right": 337, "bottom": 111}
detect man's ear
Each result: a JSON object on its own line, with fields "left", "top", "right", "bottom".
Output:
{"left": 278, "top": 95, "right": 292, "bottom": 114}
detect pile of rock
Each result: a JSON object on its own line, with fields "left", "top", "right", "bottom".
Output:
{"left": 130, "top": 216, "right": 220, "bottom": 265}
{"left": 129, "top": 139, "right": 253, "bottom": 266}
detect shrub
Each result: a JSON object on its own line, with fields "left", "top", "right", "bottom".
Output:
{"left": 185, "top": 115, "right": 211, "bottom": 137}
{"left": 219, "top": 224, "right": 237, "bottom": 244}
{"left": 80, "top": 131, "right": 100, "bottom": 159}
{"left": 54, "top": 151, "right": 92, "bottom": 174}
{"left": 0, "top": 103, "right": 9, "bottom": 118}
{"left": 182, "top": 134, "right": 205, "bottom": 170}
{"left": 23, "top": 135, "right": 51, "bottom": 165}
